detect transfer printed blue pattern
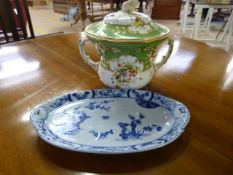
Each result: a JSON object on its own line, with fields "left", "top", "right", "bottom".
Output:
{"left": 84, "top": 100, "right": 113, "bottom": 111}
{"left": 50, "top": 99, "right": 114, "bottom": 136}
{"left": 30, "top": 89, "right": 190, "bottom": 154}
{"left": 118, "top": 113, "right": 162, "bottom": 140}
{"left": 102, "top": 115, "right": 110, "bottom": 120}
{"left": 62, "top": 110, "right": 90, "bottom": 135}
{"left": 89, "top": 129, "right": 114, "bottom": 139}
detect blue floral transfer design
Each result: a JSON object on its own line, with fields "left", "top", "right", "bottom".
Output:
{"left": 83, "top": 100, "right": 113, "bottom": 111}
{"left": 129, "top": 89, "right": 160, "bottom": 108}
{"left": 102, "top": 115, "right": 110, "bottom": 120}
{"left": 89, "top": 129, "right": 114, "bottom": 140}
{"left": 63, "top": 110, "right": 91, "bottom": 135}
{"left": 50, "top": 100, "right": 113, "bottom": 136}
{"left": 118, "top": 113, "right": 162, "bottom": 140}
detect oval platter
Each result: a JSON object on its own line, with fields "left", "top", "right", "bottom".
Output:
{"left": 30, "top": 89, "right": 190, "bottom": 154}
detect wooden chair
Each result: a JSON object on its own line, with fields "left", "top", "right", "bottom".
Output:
{"left": 0, "top": 0, "right": 34, "bottom": 44}
{"left": 87, "top": 0, "right": 114, "bottom": 22}
{"left": 27, "top": 0, "right": 48, "bottom": 6}
{"left": 203, "top": 9, "right": 233, "bottom": 51}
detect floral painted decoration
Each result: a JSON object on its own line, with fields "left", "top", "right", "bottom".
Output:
{"left": 134, "top": 16, "right": 144, "bottom": 26}
{"left": 108, "top": 55, "right": 144, "bottom": 86}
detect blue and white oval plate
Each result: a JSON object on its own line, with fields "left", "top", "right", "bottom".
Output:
{"left": 30, "top": 89, "right": 190, "bottom": 154}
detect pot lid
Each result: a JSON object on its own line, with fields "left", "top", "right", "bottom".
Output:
{"left": 85, "top": 0, "right": 170, "bottom": 43}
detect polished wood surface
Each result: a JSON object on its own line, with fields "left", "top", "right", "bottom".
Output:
{"left": 0, "top": 33, "right": 233, "bottom": 175}
{"left": 151, "top": 0, "right": 182, "bottom": 19}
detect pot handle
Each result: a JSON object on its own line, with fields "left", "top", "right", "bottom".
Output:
{"left": 79, "top": 35, "right": 99, "bottom": 72}
{"left": 154, "top": 37, "right": 174, "bottom": 71}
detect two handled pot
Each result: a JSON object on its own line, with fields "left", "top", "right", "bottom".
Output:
{"left": 79, "top": 0, "right": 174, "bottom": 89}
{"left": 79, "top": 34, "right": 174, "bottom": 89}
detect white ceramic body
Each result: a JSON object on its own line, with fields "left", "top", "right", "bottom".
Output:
{"left": 98, "top": 62, "right": 154, "bottom": 89}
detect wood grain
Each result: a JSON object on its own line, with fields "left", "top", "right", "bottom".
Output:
{"left": 151, "top": 0, "right": 182, "bottom": 19}
{"left": 0, "top": 33, "right": 232, "bottom": 175}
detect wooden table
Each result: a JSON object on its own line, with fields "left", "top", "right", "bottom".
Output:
{"left": 151, "top": 0, "right": 183, "bottom": 20}
{"left": 0, "top": 33, "right": 233, "bottom": 175}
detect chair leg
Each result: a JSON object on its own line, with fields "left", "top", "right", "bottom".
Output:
{"left": 205, "top": 8, "right": 214, "bottom": 34}
{"left": 216, "top": 21, "right": 227, "bottom": 39}
{"left": 145, "top": 0, "right": 149, "bottom": 9}
{"left": 225, "top": 12, "right": 233, "bottom": 51}
{"left": 219, "top": 11, "right": 233, "bottom": 42}
{"left": 87, "top": 1, "right": 91, "bottom": 10}
{"left": 193, "top": 7, "right": 203, "bottom": 39}
{"left": 81, "top": 19, "right": 85, "bottom": 31}
{"left": 182, "top": 0, "right": 190, "bottom": 33}
{"left": 0, "top": 12, "right": 9, "bottom": 43}
{"left": 71, "top": 16, "right": 80, "bottom": 27}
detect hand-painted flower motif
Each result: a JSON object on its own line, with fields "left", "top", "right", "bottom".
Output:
{"left": 128, "top": 24, "right": 153, "bottom": 34}
{"left": 89, "top": 129, "right": 114, "bottom": 140}
{"left": 134, "top": 16, "right": 144, "bottom": 26}
{"left": 108, "top": 55, "right": 144, "bottom": 85}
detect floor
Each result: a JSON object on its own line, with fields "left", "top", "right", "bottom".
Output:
{"left": 28, "top": 3, "right": 233, "bottom": 52}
